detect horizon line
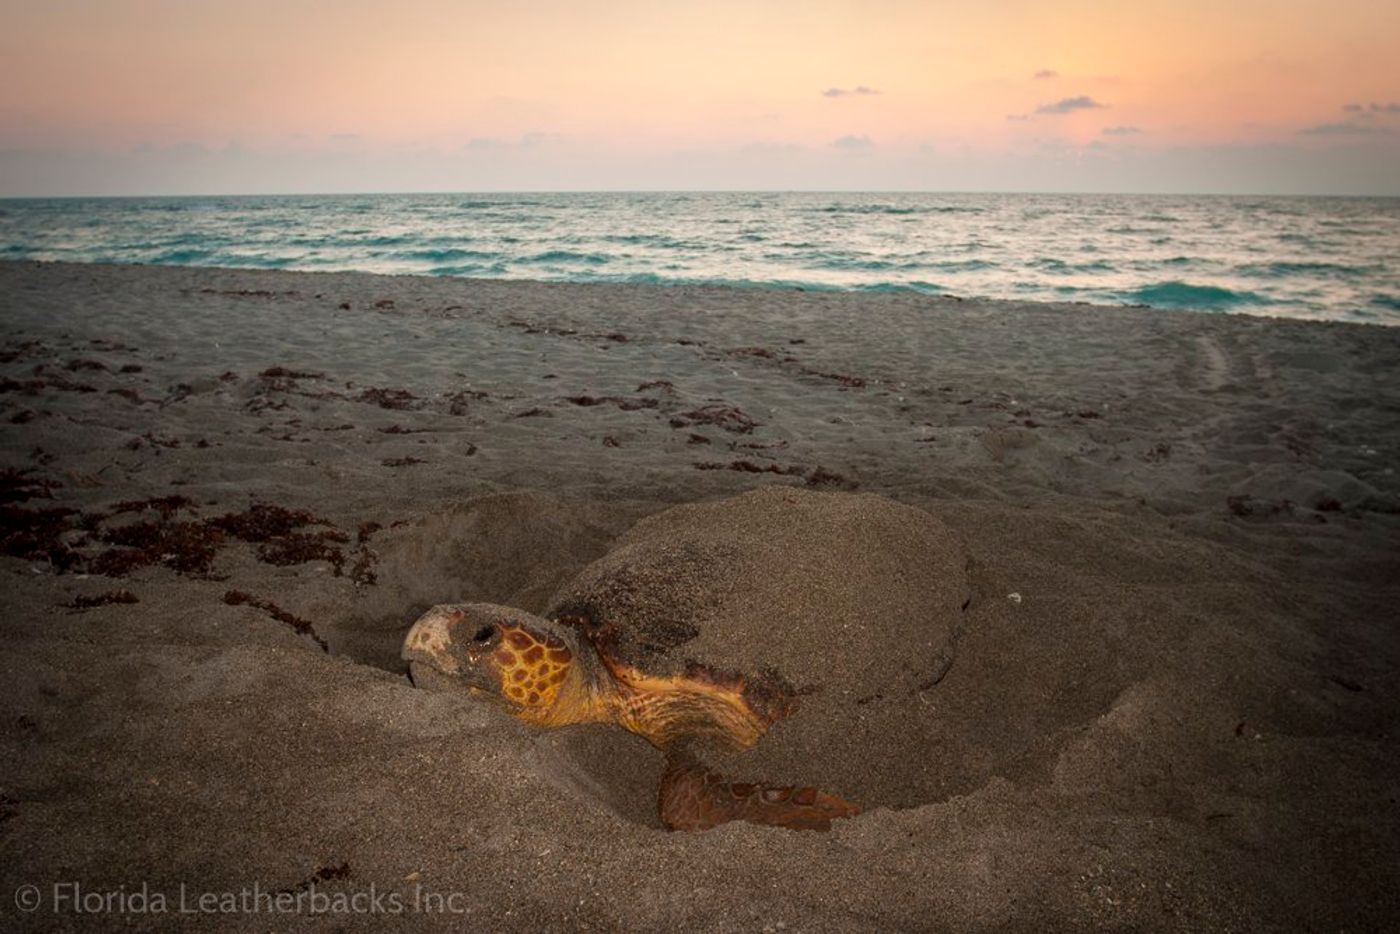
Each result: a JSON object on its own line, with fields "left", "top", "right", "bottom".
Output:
{"left": 3, "top": 188, "right": 1399, "bottom": 200}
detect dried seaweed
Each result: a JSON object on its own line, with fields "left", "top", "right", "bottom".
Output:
{"left": 0, "top": 467, "right": 62, "bottom": 504}
{"left": 356, "top": 387, "right": 421, "bottom": 410}
{"left": 94, "top": 519, "right": 222, "bottom": 576}
{"left": 0, "top": 505, "right": 83, "bottom": 568}
{"left": 67, "top": 590, "right": 139, "bottom": 610}
{"left": 224, "top": 590, "right": 329, "bottom": 652}
{"left": 670, "top": 404, "right": 759, "bottom": 434}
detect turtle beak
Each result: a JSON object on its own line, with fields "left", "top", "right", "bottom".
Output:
{"left": 401, "top": 604, "right": 508, "bottom": 694}
{"left": 402, "top": 605, "right": 463, "bottom": 679}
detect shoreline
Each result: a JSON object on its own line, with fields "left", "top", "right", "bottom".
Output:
{"left": 2, "top": 259, "right": 1397, "bottom": 929}
{"left": 4, "top": 188, "right": 1395, "bottom": 324}
{"left": 9, "top": 256, "right": 1400, "bottom": 327}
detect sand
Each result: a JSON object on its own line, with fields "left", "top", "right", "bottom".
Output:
{"left": 1, "top": 260, "right": 1398, "bottom": 931}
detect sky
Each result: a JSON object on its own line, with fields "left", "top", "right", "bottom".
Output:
{"left": 2, "top": 0, "right": 1398, "bottom": 195}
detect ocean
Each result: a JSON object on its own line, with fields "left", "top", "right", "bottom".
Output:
{"left": 2, "top": 192, "right": 1397, "bottom": 325}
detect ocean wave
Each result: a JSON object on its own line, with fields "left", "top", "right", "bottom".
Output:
{"left": 1030, "top": 258, "right": 1116, "bottom": 274}
{"left": 458, "top": 199, "right": 546, "bottom": 209}
{"left": 930, "top": 259, "right": 998, "bottom": 272}
{"left": 1122, "top": 281, "right": 1270, "bottom": 310}
{"left": 521, "top": 250, "right": 611, "bottom": 265}
{"left": 812, "top": 204, "right": 918, "bottom": 215}
{"left": 810, "top": 254, "right": 906, "bottom": 272}
{"left": 808, "top": 255, "right": 996, "bottom": 274}
{"left": 215, "top": 253, "right": 294, "bottom": 269}
{"left": 426, "top": 262, "right": 509, "bottom": 277}
{"left": 1369, "top": 294, "right": 1400, "bottom": 312}
{"left": 1233, "top": 261, "right": 1377, "bottom": 279}
{"left": 853, "top": 281, "right": 946, "bottom": 294}
{"left": 149, "top": 248, "right": 216, "bottom": 264}
{"left": 808, "top": 204, "right": 981, "bottom": 216}
{"left": 395, "top": 248, "right": 498, "bottom": 263}
{"left": 600, "top": 234, "right": 694, "bottom": 248}
{"left": 355, "top": 234, "right": 419, "bottom": 247}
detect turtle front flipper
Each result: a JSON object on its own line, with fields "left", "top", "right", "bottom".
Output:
{"left": 658, "top": 753, "right": 860, "bottom": 832}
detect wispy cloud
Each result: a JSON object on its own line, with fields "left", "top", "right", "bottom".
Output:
{"left": 464, "top": 131, "right": 562, "bottom": 150}
{"left": 1033, "top": 69, "right": 1058, "bottom": 79}
{"left": 1343, "top": 102, "right": 1400, "bottom": 114}
{"left": 831, "top": 134, "right": 873, "bottom": 149}
{"left": 1035, "top": 96, "right": 1107, "bottom": 115}
{"left": 1102, "top": 125, "right": 1141, "bottom": 136}
{"left": 1298, "top": 103, "right": 1400, "bottom": 136}
{"left": 1299, "top": 122, "right": 1387, "bottom": 135}
{"left": 823, "top": 86, "right": 880, "bottom": 98}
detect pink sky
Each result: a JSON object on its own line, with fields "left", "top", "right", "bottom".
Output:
{"left": 2, "top": 0, "right": 1398, "bottom": 194}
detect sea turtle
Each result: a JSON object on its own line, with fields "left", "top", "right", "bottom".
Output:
{"left": 401, "top": 487, "right": 969, "bottom": 832}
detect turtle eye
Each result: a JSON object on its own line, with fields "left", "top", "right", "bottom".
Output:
{"left": 471, "top": 624, "right": 496, "bottom": 644}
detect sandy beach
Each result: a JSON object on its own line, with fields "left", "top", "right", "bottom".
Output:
{"left": 2, "top": 259, "right": 1398, "bottom": 930}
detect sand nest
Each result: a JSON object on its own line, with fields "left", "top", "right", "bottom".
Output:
{"left": 549, "top": 488, "right": 968, "bottom": 804}
{"left": 388, "top": 487, "right": 970, "bottom": 819}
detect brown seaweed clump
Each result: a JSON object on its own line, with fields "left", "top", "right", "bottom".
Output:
{"left": 0, "top": 467, "right": 62, "bottom": 504}
{"left": 93, "top": 518, "right": 223, "bottom": 576}
{"left": 0, "top": 504, "right": 84, "bottom": 570}
{"left": 224, "top": 590, "right": 328, "bottom": 652}
{"left": 0, "top": 466, "right": 380, "bottom": 581}
{"left": 67, "top": 590, "right": 140, "bottom": 610}
{"left": 669, "top": 404, "right": 759, "bottom": 434}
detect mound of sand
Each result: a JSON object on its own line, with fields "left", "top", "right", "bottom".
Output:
{"left": 551, "top": 486, "right": 969, "bottom": 696}
{"left": 536, "top": 487, "right": 971, "bottom": 808}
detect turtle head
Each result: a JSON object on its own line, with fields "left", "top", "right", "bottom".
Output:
{"left": 401, "top": 603, "right": 602, "bottom": 728}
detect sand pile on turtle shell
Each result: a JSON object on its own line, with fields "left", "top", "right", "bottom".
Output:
{"left": 547, "top": 486, "right": 971, "bottom": 805}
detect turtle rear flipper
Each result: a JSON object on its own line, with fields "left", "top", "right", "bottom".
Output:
{"left": 658, "top": 753, "right": 860, "bottom": 832}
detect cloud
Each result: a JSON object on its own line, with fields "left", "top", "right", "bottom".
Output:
{"left": 1035, "top": 96, "right": 1107, "bottom": 115}
{"left": 464, "top": 131, "right": 562, "bottom": 150}
{"left": 1102, "top": 125, "right": 1142, "bottom": 136}
{"left": 823, "top": 86, "right": 880, "bottom": 98}
{"left": 1300, "top": 122, "right": 1386, "bottom": 135}
{"left": 1341, "top": 102, "right": 1400, "bottom": 116}
{"left": 831, "top": 134, "right": 873, "bottom": 149}
{"left": 1033, "top": 69, "right": 1058, "bottom": 79}
{"left": 739, "top": 141, "right": 804, "bottom": 155}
